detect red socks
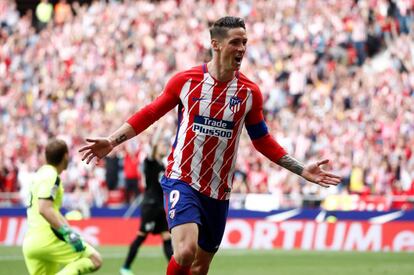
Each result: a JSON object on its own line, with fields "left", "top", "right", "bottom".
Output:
{"left": 167, "top": 256, "right": 191, "bottom": 275}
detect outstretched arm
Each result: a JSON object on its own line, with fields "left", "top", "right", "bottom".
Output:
{"left": 79, "top": 75, "right": 182, "bottom": 164}
{"left": 276, "top": 156, "right": 341, "bottom": 187}
{"left": 246, "top": 86, "right": 341, "bottom": 187}
{"left": 79, "top": 123, "right": 137, "bottom": 164}
{"left": 249, "top": 126, "right": 341, "bottom": 188}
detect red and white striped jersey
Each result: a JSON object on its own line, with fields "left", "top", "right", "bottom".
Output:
{"left": 165, "top": 65, "right": 264, "bottom": 200}
{"left": 127, "top": 64, "right": 286, "bottom": 200}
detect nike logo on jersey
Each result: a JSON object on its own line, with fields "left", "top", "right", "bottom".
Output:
{"left": 192, "top": 96, "right": 226, "bottom": 105}
{"left": 192, "top": 97, "right": 207, "bottom": 102}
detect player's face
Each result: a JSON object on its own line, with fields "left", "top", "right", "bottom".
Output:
{"left": 219, "top": 28, "right": 248, "bottom": 71}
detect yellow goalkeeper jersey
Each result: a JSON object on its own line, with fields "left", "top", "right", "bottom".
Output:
{"left": 26, "top": 164, "right": 64, "bottom": 231}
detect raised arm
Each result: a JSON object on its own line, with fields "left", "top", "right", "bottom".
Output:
{"left": 245, "top": 87, "right": 341, "bottom": 187}
{"left": 79, "top": 75, "right": 182, "bottom": 164}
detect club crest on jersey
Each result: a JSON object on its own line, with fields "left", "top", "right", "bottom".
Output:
{"left": 229, "top": 96, "right": 242, "bottom": 113}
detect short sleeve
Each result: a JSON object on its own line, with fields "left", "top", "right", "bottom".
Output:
{"left": 37, "top": 173, "right": 60, "bottom": 200}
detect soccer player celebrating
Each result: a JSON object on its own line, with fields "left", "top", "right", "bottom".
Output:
{"left": 23, "top": 139, "right": 102, "bottom": 275}
{"left": 80, "top": 16, "right": 341, "bottom": 275}
{"left": 120, "top": 125, "right": 173, "bottom": 275}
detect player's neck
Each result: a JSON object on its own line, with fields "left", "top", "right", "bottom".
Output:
{"left": 55, "top": 166, "right": 63, "bottom": 174}
{"left": 207, "top": 61, "right": 235, "bottom": 83}
{"left": 55, "top": 163, "right": 65, "bottom": 174}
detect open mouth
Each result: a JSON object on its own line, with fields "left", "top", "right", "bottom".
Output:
{"left": 235, "top": 56, "right": 242, "bottom": 65}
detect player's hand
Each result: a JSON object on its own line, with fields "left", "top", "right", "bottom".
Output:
{"left": 301, "top": 159, "right": 342, "bottom": 188}
{"left": 78, "top": 138, "right": 113, "bottom": 164}
{"left": 58, "top": 225, "right": 85, "bottom": 252}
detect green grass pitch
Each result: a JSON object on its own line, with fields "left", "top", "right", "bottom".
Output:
{"left": 0, "top": 246, "right": 413, "bottom": 275}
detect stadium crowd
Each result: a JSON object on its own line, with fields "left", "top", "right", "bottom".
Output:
{"left": 0, "top": 0, "right": 413, "bottom": 211}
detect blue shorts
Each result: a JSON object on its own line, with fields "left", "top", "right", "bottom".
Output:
{"left": 161, "top": 177, "right": 229, "bottom": 253}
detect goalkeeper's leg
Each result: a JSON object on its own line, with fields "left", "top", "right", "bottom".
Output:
{"left": 23, "top": 231, "right": 63, "bottom": 275}
{"left": 48, "top": 239, "right": 102, "bottom": 275}
{"left": 57, "top": 249, "right": 102, "bottom": 275}
{"left": 24, "top": 257, "right": 44, "bottom": 275}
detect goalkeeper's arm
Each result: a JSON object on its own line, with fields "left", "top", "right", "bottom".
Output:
{"left": 38, "top": 198, "right": 85, "bottom": 252}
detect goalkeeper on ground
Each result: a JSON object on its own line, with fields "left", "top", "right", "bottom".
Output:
{"left": 23, "top": 138, "right": 102, "bottom": 275}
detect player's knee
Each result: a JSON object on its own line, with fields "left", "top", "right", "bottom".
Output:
{"left": 191, "top": 263, "right": 210, "bottom": 275}
{"left": 90, "top": 252, "right": 102, "bottom": 271}
{"left": 174, "top": 242, "right": 197, "bottom": 265}
{"left": 191, "top": 253, "right": 212, "bottom": 275}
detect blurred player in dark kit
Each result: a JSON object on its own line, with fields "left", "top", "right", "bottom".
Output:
{"left": 120, "top": 126, "right": 172, "bottom": 275}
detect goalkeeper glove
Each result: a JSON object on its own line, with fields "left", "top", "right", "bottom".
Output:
{"left": 57, "top": 225, "right": 85, "bottom": 252}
